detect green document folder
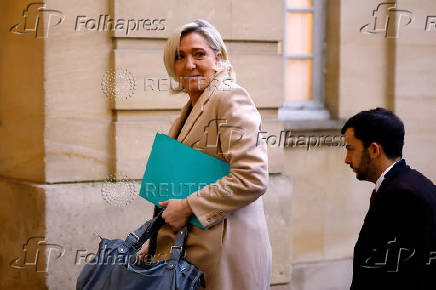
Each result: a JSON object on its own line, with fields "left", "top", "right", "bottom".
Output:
{"left": 139, "top": 133, "right": 230, "bottom": 229}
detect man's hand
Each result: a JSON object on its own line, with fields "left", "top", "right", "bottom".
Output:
{"left": 158, "top": 199, "right": 193, "bottom": 232}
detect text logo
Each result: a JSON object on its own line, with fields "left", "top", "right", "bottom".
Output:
{"left": 101, "top": 67, "right": 136, "bottom": 100}
{"left": 361, "top": 238, "right": 415, "bottom": 272}
{"left": 75, "top": 16, "right": 166, "bottom": 35}
{"left": 360, "top": 2, "right": 414, "bottom": 38}
{"left": 191, "top": 120, "right": 245, "bottom": 156}
{"left": 101, "top": 174, "right": 137, "bottom": 207}
{"left": 9, "top": 236, "right": 65, "bottom": 272}
{"left": 10, "top": 2, "right": 65, "bottom": 38}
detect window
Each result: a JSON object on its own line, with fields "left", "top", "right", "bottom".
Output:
{"left": 279, "top": 0, "right": 330, "bottom": 120}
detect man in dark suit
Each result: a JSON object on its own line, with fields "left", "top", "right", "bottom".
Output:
{"left": 342, "top": 108, "right": 436, "bottom": 290}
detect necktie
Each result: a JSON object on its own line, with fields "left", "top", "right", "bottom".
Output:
{"left": 370, "top": 189, "right": 377, "bottom": 203}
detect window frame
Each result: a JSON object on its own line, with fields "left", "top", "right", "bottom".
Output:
{"left": 280, "top": 0, "right": 329, "bottom": 120}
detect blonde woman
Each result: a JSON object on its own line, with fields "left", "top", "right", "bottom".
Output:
{"left": 142, "top": 19, "right": 271, "bottom": 290}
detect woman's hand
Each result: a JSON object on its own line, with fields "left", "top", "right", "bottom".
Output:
{"left": 137, "top": 243, "right": 149, "bottom": 261}
{"left": 158, "top": 199, "right": 193, "bottom": 232}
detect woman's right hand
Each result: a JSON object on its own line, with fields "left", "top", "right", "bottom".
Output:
{"left": 137, "top": 242, "right": 150, "bottom": 261}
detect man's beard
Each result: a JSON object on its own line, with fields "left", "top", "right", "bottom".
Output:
{"left": 355, "top": 150, "right": 371, "bottom": 181}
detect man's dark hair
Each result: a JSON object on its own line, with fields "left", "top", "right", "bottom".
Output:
{"left": 341, "top": 108, "right": 405, "bottom": 158}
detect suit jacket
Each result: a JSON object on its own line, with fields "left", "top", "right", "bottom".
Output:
{"left": 151, "top": 70, "right": 272, "bottom": 290}
{"left": 351, "top": 159, "right": 436, "bottom": 290}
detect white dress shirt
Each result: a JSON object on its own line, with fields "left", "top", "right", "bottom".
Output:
{"left": 374, "top": 160, "right": 401, "bottom": 192}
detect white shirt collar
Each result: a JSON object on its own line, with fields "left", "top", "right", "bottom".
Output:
{"left": 375, "top": 160, "right": 400, "bottom": 192}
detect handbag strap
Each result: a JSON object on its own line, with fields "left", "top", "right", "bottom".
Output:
{"left": 124, "top": 211, "right": 165, "bottom": 251}
{"left": 146, "top": 206, "right": 163, "bottom": 261}
{"left": 148, "top": 206, "right": 190, "bottom": 262}
{"left": 169, "top": 224, "right": 189, "bottom": 262}
{"left": 132, "top": 205, "right": 190, "bottom": 263}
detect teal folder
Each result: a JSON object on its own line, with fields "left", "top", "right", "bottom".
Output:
{"left": 139, "top": 133, "right": 230, "bottom": 229}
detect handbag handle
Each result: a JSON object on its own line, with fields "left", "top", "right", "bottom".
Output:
{"left": 147, "top": 206, "right": 190, "bottom": 263}
{"left": 124, "top": 207, "right": 189, "bottom": 263}
{"left": 124, "top": 211, "right": 165, "bottom": 251}
{"left": 168, "top": 224, "right": 189, "bottom": 263}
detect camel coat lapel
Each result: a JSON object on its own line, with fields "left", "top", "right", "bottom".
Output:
{"left": 168, "top": 81, "right": 216, "bottom": 143}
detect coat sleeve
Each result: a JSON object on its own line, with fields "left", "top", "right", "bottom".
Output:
{"left": 186, "top": 86, "right": 269, "bottom": 229}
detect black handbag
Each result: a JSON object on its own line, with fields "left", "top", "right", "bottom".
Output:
{"left": 76, "top": 211, "right": 206, "bottom": 290}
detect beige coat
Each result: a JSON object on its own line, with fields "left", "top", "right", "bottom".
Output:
{"left": 151, "top": 71, "right": 272, "bottom": 290}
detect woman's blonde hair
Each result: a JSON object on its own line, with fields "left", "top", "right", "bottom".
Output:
{"left": 163, "top": 19, "right": 235, "bottom": 94}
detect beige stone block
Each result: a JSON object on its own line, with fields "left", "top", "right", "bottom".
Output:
{"left": 338, "top": 41, "right": 390, "bottom": 117}
{"left": 114, "top": 111, "right": 179, "bottom": 178}
{"left": 290, "top": 259, "right": 353, "bottom": 290}
{"left": 395, "top": 46, "right": 436, "bottom": 98}
{"left": 395, "top": 96, "right": 436, "bottom": 135}
{"left": 41, "top": 0, "right": 114, "bottom": 182}
{"left": 260, "top": 110, "right": 285, "bottom": 174}
{"left": 283, "top": 147, "right": 370, "bottom": 263}
{"left": 45, "top": 118, "right": 114, "bottom": 183}
{"left": 113, "top": 47, "right": 189, "bottom": 110}
{"left": 113, "top": 0, "right": 281, "bottom": 41}
{"left": 231, "top": 47, "right": 283, "bottom": 108}
{"left": 0, "top": 178, "right": 46, "bottom": 289}
{"left": 337, "top": 0, "right": 391, "bottom": 118}
{"left": 229, "top": 0, "right": 282, "bottom": 41}
{"left": 0, "top": 0, "right": 45, "bottom": 182}
{"left": 264, "top": 174, "right": 294, "bottom": 284}
{"left": 270, "top": 283, "right": 291, "bottom": 290}
{"left": 395, "top": 95, "right": 436, "bottom": 181}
